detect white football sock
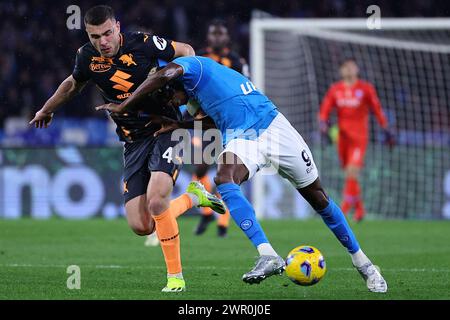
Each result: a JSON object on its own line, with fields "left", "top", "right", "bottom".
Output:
{"left": 257, "top": 243, "right": 278, "bottom": 257}
{"left": 351, "top": 249, "right": 371, "bottom": 267}
{"left": 168, "top": 272, "right": 184, "bottom": 279}
{"left": 187, "top": 193, "right": 200, "bottom": 207}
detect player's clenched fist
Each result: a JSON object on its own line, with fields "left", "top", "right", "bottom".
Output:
{"left": 29, "top": 110, "right": 54, "bottom": 128}
{"left": 383, "top": 128, "right": 396, "bottom": 150}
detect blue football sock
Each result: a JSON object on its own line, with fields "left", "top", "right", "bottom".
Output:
{"left": 317, "top": 198, "right": 360, "bottom": 254}
{"left": 217, "top": 182, "right": 269, "bottom": 247}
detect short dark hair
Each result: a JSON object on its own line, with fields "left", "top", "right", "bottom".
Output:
{"left": 84, "top": 5, "right": 115, "bottom": 26}
{"left": 340, "top": 57, "right": 357, "bottom": 66}
{"left": 208, "top": 19, "right": 228, "bottom": 31}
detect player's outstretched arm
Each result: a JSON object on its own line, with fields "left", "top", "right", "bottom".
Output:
{"left": 96, "top": 63, "right": 184, "bottom": 113}
{"left": 29, "top": 75, "right": 87, "bottom": 128}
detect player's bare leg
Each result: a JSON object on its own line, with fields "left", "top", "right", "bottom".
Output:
{"left": 215, "top": 153, "right": 285, "bottom": 284}
{"left": 125, "top": 195, "right": 155, "bottom": 236}
{"left": 126, "top": 195, "right": 160, "bottom": 247}
{"left": 298, "top": 178, "right": 387, "bottom": 293}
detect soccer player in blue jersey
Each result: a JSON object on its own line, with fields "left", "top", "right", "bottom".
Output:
{"left": 96, "top": 56, "right": 388, "bottom": 293}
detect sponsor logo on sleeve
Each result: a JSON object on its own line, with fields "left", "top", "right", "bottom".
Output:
{"left": 153, "top": 35, "right": 167, "bottom": 50}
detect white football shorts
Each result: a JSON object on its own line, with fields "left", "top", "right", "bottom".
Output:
{"left": 220, "top": 112, "right": 319, "bottom": 189}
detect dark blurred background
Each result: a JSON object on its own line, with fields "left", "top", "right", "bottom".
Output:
{"left": 1, "top": 0, "right": 450, "bottom": 131}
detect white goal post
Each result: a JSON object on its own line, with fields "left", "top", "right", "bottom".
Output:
{"left": 250, "top": 18, "right": 450, "bottom": 219}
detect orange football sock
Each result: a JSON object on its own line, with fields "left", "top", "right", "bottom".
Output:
{"left": 170, "top": 193, "right": 193, "bottom": 219}
{"left": 152, "top": 208, "right": 182, "bottom": 275}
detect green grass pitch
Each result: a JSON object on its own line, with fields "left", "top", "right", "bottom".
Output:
{"left": 0, "top": 217, "right": 449, "bottom": 300}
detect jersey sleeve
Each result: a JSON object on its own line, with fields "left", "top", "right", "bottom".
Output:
{"left": 319, "top": 85, "right": 336, "bottom": 121}
{"left": 72, "top": 47, "right": 90, "bottom": 83}
{"left": 172, "top": 57, "right": 203, "bottom": 91}
{"left": 141, "top": 33, "right": 176, "bottom": 61}
{"left": 366, "top": 83, "right": 388, "bottom": 128}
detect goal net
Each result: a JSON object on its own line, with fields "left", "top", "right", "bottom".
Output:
{"left": 250, "top": 18, "right": 450, "bottom": 219}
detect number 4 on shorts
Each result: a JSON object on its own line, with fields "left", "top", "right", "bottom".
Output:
{"left": 162, "top": 147, "right": 173, "bottom": 163}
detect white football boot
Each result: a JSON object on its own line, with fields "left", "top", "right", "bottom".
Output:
{"left": 242, "top": 255, "right": 285, "bottom": 284}
{"left": 354, "top": 263, "right": 388, "bottom": 293}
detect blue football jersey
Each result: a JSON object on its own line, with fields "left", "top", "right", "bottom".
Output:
{"left": 172, "top": 56, "right": 278, "bottom": 144}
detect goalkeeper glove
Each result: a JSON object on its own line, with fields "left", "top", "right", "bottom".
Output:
{"left": 383, "top": 128, "right": 396, "bottom": 150}
{"left": 319, "top": 120, "right": 332, "bottom": 145}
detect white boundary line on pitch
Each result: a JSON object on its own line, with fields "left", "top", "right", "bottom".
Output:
{"left": 1, "top": 264, "right": 449, "bottom": 273}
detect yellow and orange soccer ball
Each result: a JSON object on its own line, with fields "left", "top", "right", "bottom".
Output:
{"left": 285, "top": 245, "right": 327, "bottom": 286}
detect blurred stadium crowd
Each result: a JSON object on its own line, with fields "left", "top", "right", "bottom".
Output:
{"left": 1, "top": 0, "right": 449, "bottom": 146}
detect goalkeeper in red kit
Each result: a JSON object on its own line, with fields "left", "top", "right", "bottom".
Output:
{"left": 319, "top": 58, "right": 395, "bottom": 222}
